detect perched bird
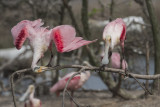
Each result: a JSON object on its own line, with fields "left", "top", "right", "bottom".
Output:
{"left": 19, "top": 85, "right": 41, "bottom": 107}
{"left": 11, "top": 19, "right": 96, "bottom": 73}
{"left": 50, "top": 71, "right": 90, "bottom": 107}
{"left": 99, "top": 42, "right": 127, "bottom": 69}
{"left": 101, "top": 18, "right": 126, "bottom": 65}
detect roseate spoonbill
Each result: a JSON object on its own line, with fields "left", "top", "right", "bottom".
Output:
{"left": 101, "top": 18, "right": 126, "bottom": 65}
{"left": 11, "top": 19, "right": 96, "bottom": 73}
{"left": 19, "top": 85, "right": 41, "bottom": 107}
{"left": 99, "top": 42, "right": 127, "bottom": 69}
{"left": 50, "top": 70, "right": 90, "bottom": 107}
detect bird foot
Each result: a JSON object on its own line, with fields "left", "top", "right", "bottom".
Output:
{"left": 123, "top": 68, "right": 129, "bottom": 80}
{"left": 52, "top": 65, "right": 60, "bottom": 69}
{"left": 96, "top": 65, "right": 106, "bottom": 72}
{"left": 34, "top": 66, "right": 48, "bottom": 73}
{"left": 46, "top": 63, "right": 52, "bottom": 67}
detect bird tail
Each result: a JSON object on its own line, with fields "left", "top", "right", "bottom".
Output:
{"left": 50, "top": 84, "right": 61, "bottom": 97}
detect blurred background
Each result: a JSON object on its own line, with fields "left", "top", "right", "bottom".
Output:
{"left": 0, "top": 0, "right": 160, "bottom": 107}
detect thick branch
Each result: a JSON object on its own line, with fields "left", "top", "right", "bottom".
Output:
{"left": 12, "top": 65, "right": 160, "bottom": 80}
{"left": 145, "top": 0, "right": 160, "bottom": 92}
{"left": 81, "top": 0, "right": 90, "bottom": 39}
{"left": 62, "top": 0, "right": 82, "bottom": 35}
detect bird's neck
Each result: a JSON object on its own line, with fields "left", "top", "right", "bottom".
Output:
{"left": 83, "top": 71, "right": 91, "bottom": 78}
{"left": 29, "top": 90, "right": 35, "bottom": 100}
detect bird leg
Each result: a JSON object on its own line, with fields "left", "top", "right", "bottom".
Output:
{"left": 97, "top": 64, "right": 106, "bottom": 72}
{"left": 121, "top": 47, "right": 128, "bottom": 78}
{"left": 70, "top": 91, "right": 74, "bottom": 107}
{"left": 108, "top": 48, "right": 112, "bottom": 58}
{"left": 46, "top": 50, "right": 53, "bottom": 67}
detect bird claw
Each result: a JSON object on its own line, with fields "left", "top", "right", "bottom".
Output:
{"left": 46, "top": 63, "right": 52, "bottom": 67}
{"left": 33, "top": 66, "right": 48, "bottom": 73}
{"left": 123, "top": 68, "right": 129, "bottom": 80}
{"left": 95, "top": 65, "right": 105, "bottom": 72}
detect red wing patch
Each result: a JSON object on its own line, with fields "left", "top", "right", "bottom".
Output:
{"left": 120, "top": 25, "right": 126, "bottom": 41}
{"left": 15, "top": 28, "right": 27, "bottom": 50}
{"left": 53, "top": 29, "right": 64, "bottom": 53}
{"left": 65, "top": 76, "right": 80, "bottom": 82}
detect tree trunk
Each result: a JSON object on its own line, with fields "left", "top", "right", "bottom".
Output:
{"left": 81, "top": 0, "right": 90, "bottom": 39}
{"left": 145, "top": 0, "right": 160, "bottom": 93}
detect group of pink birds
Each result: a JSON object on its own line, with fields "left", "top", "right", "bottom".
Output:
{"left": 11, "top": 18, "right": 127, "bottom": 107}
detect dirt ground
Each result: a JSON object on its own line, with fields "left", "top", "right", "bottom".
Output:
{"left": 0, "top": 91, "right": 160, "bottom": 107}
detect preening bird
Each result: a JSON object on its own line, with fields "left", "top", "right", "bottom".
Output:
{"left": 50, "top": 71, "right": 90, "bottom": 107}
{"left": 11, "top": 19, "right": 96, "bottom": 73}
{"left": 102, "top": 18, "right": 126, "bottom": 65}
{"left": 19, "top": 85, "right": 41, "bottom": 107}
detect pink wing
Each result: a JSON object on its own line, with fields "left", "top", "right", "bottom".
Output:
{"left": 115, "top": 18, "right": 126, "bottom": 41}
{"left": 11, "top": 19, "right": 44, "bottom": 50}
{"left": 51, "top": 25, "right": 97, "bottom": 53}
{"left": 11, "top": 20, "right": 30, "bottom": 50}
{"left": 50, "top": 72, "right": 81, "bottom": 93}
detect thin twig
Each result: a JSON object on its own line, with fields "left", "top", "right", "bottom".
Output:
{"left": 10, "top": 68, "right": 32, "bottom": 107}
{"left": 66, "top": 90, "right": 80, "bottom": 107}
{"left": 10, "top": 74, "right": 17, "bottom": 107}
{"left": 62, "top": 68, "right": 85, "bottom": 107}
{"left": 145, "top": 41, "right": 150, "bottom": 97}
{"left": 61, "top": 0, "right": 82, "bottom": 35}
{"left": 129, "top": 74, "right": 152, "bottom": 95}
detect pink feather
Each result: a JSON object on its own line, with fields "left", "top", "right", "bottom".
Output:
{"left": 111, "top": 52, "right": 128, "bottom": 70}
{"left": 50, "top": 71, "right": 90, "bottom": 96}
{"left": 50, "top": 72, "right": 80, "bottom": 93}
{"left": 11, "top": 19, "right": 44, "bottom": 50}
{"left": 51, "top": 25, "right": 97, "bottom": 53}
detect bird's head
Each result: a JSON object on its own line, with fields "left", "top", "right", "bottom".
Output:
{"left": 103, "top": 35, "right": 111, "bottom": 47}
{"left": 103, "top": 18, "right": 126, "bottom": 50}
{"left": 28, "top": 85, "right": 35, "bottom": 94}
{"left": 19, "top": 85, "right": 35, "bottom": 102}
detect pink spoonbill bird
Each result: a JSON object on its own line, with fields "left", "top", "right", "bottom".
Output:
{"left": 11, "top": 19, "right": 96, "bottom": 73}
{"left": 50, "top": 70, "right": 90, "bottom": 107}
{"left": 19, "top": 85, "right": 41, "bottom": 107}
{"left": 101, "top": 18, "right": 126, "bottom": 66}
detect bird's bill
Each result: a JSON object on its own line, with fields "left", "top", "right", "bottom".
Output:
{"left": 19, "top": 85, "right": 34, "bottom": 102}
{"left": 101, "top": 40, "right": 111, "bottom": 65}
{"left": 34, "top": 66, "right": 48, "bottom": 73}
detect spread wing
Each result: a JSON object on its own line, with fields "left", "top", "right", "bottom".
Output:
{"left": 11, "top": 19, "right": 44, "bottom": 50}
{"left": 51, "top": 25, "right": 97, "bottom": 53}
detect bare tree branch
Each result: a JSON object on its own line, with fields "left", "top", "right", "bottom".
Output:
{"left": 62, "top": 68, "right": 84, "bottom": 107}
{"left": 61, "top": 0, "right": 82, "bottom": 35}
{"left": 145, "top": 41, "right": 150, "bottom": 97}
{"left": 81, "top": 0, "right": 90, "bottom": 39}
{"left": 10, "top": 63, "right": 160, "bottom": 107}
{"left": 145, "top": 0, "right": 160, "bottom": 93}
